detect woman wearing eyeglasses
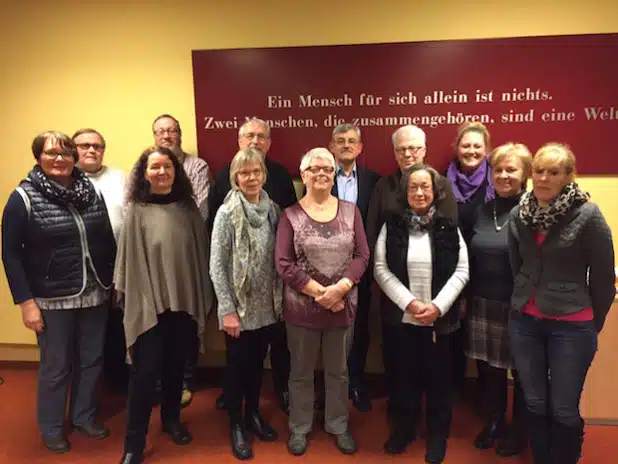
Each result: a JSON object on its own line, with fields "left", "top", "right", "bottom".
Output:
{"left": 275, "top": 148, "right": 369, "bottom": 457}
{"left": 1, "top": 131, "right": 117, "bottom": 454}
{"left": 210, "top": 148, "right": 283, "bottom": 461}
{"left": 374, "top": 163, "right": 469, "bottom": 464}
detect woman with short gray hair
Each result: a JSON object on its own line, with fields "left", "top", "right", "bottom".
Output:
{"left": 275, "top": 148, "right": 369, "bottom": 457}
{"left": 210, "top": 147, "right": 282, "bottom": 461}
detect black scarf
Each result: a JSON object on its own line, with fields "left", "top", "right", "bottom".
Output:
{"left": 27, "top": 164, "right": 96, "bottom": 211}
{"left": 519, "top": 182, "right": 589, "bottom": 231}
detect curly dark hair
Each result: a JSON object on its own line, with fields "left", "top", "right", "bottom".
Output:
{"left": 127, "top": 145, "right": 194, "bottom": 205}
{"left": 398, "top": 163, "right": 446, "bottom": 209}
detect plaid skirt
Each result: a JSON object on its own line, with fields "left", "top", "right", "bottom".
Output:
{"left": 465, "top": 296, "right": 514, "bottom": 370}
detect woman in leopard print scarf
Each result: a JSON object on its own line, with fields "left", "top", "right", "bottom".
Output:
{"left": 518, "top": 181, "right": 589, "bottom": 231}
{"left": 509, "top": 143, "right": 616, "bottom": 464}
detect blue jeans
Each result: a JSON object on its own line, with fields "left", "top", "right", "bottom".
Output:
{"left": 508, "top": 311, "right": 597, "bottom": 426}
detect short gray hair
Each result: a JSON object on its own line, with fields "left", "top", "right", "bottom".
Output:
{"left": 332, "top": 123, "right": 361, "bottom": 140}
{"left": 299, "top": 148, "right": 336, "bottom": 174}
{"left": 238, "top": 118, "right": 271, "bottom": 138}
{"left": 229, "top": 147, "right": 267, "bottom": 190}
{"left": 392, "top": 124, "right": 426, "bottom": 148}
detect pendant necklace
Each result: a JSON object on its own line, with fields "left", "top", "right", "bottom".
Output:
{"left": 493, "top": 204, "right": 509, "bottom": 231}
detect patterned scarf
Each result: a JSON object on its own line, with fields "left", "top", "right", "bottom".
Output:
{"left": 26, "top": 164, "right": 95, "bottom": 210}
{"left": 224, "top": 189, "right": 283, "bottom": 318}
{"left": 446, "top": 157, "right": 495, "bottom": 203}
{"left": 519, "top": 182, "right": 590, "bottom": 231}
{"left": 402, "top": 204, "right": 437, "bottom": 231}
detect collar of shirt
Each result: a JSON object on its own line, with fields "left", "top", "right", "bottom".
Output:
{"left": 337, "top": 163, "right": 357, "bottom": 178}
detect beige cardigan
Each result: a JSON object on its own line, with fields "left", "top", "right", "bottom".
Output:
{"left": 114, "top": 201, "right": 213, "bottom": 352}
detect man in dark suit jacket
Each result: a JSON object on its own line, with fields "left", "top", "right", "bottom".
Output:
{"left": 209, "top": 118, "right": 298, "bottom": 417}
{"left": 328, "top": 123, "right": 379, "bottom": 412}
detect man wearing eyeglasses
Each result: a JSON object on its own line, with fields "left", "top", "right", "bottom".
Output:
{"left": 73, "top": 128, "right": 128, "bottom": 393}
{"left": 327, "top": 124, "right": 379, "bottom": 413}
{"left": 365, "top": 124, "right": 457, "bottom": 454}
{"left": 152, "top": 114, "right": 212, "bottom": 409}
{"left": 153, "top": 114, "right": 212, "bottom": 221}
{"left": 209, "top": 117, "right": 297, "bottom": 415}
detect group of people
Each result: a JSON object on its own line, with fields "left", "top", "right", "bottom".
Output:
{"left": 1, "top": 115, "right": 615, "bottom": 464}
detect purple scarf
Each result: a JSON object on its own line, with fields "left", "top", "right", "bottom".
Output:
{"left": 446, "top": 157, "right": 495, "bottom": 203}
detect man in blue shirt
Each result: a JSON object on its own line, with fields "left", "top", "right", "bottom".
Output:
{"left": 329, "top": 123, "right": 379, "bottom": 412}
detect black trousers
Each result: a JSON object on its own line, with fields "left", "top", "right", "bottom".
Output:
{"left": 347, "top": 280, "right": 371, "bottom": 391}
{"left": 476, "top": 361, "right": 525, "bottom": 421}
{"left": 385, "top": 323, "right": 452, "bottom": 438}
{"left": 124, "top": 311, "right": 195, "bottom": 453}
{"left": 222, "top": 320, "right": 290, "bottom": 398}
{"left": 450, "top": 314, "right": 467, "bottom": 394}
{"left": 103, "top": 303, "right": 129, "bottom": 392}
{"left": 224, "top": 324, "right": 274, "bottom": 424}
{"left": 268, "top": 321, "right": 291, "bottom": 394}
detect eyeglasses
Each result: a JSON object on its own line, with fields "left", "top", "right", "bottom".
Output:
{"left": 305, "top": 165, "right": 335, "bottom": 175}
{"left": 408, "top": 184, "right": 432, "bottom": 193}
{"left": 76, "top": 143, "right": 105, "bottom": 151}
{"left": 334, "top": 137, "right": 360, "bottom": 146}
{"left": 242, "top": 132, "right": 268, "bottom": 142}
{"left": 42, "top": 150, "right": 74, "bottom": 160}
{"left": 154, "top": 128, "right": 180, "bottom": 137}
{"left": 395, "top": 145, "right": 425, "bottom": 156}
{"left": 237, "top": 168, "right": 263, "bottom": 179}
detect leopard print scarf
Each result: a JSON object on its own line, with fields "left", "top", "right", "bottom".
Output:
{"left": 519, "top": 182, "right": 589, "bottom": 231}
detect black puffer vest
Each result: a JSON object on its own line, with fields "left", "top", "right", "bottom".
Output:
{"left": 18, "top": 180, "right": 116, "bottom": 298}
{"left": 381, "top": 212, "right": 461, "bottom": 335}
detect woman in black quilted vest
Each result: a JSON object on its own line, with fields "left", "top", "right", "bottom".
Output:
{"left": 1, "top": 131, "right": 116, "bottom": 454}
{"left": 374, "top": 164, "right": 469, "bottom": 464}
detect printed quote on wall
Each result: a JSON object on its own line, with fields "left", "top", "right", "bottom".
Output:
{"left": 192, "top": 34, "right": 618, "bottom": 176}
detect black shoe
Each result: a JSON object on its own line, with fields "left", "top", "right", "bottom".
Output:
{"left": 72, "top": 422, "right": 111, "bottom": 440}
{"left": 384, "top": 429, "right": 416, "bottom": 455}
{"left": 119, "top": 451, "right": 143, "bottom": 464}
{"left": 277, "top": 389, "right": 290, "bottom": 415}
{"left": 245, "top": 411, "right": 278, "bottom": 442}
{"left": 425, "top": 436, "right": 447, "bottom": 464}
{"left": 334, "top": 431, "right": 357, "bottom": 454}
{"left": 43, "top": 435, "right": 70, "bottom": 453}
{"left": 349, "top": 387, "right": 372, "bottom": 412}
{"left": 287, "top": 433, "right": 308, "bottom": 456}
{"left": 230, "top": 423, "right": 253, "bottom": 460}
{"left": 474, "top": 416, "right": 505, "bottom": 449}
{"left": 163, "top": 422, "right": 193, "bottom": 445}
{"left": 215, "top": 392, "right": 227, "bottom": 410}
{"left": 495, "top": 423, "right": 527, "bottom": 457}
{"left": 314, "top": 394, "right": 325, "bottom": 411}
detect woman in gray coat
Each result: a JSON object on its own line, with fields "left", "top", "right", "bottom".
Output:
{"left": 508, "top": 143, "right": 616, "bottom": 464}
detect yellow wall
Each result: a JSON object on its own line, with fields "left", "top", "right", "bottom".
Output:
{"left": 1, "top": 0, "right": 617, "bottom": 356}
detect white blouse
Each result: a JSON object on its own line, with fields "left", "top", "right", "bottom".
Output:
{"left": 374, "top": 223, "right": 469, "bottom": 326}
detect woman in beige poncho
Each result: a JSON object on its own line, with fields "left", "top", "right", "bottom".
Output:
{"left": 114, "top": 146, "right": 213, "bottom": 464}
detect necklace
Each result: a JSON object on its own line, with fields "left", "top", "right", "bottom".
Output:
{"left": 493, "top": 204, "right": 509, "bottom": 231}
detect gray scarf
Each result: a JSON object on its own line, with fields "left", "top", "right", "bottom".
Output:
{"left": 224, "top": 189, "right": 283, "bottom": 318}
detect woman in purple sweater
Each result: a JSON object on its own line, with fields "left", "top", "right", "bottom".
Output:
{"left": 275, "top": 148, "right": 369, "bottom": 457}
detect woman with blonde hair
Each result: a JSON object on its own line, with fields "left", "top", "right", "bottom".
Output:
{"left": 445, "top": 121, "right": 495, "bottom": 400}
{"left": 466, "top": 143, "right": 532, "bottom": 456}
{"left": 508, "top": 143, "right": 615, "bottom": 463}
{"left": 210, "top": 147, "right": 283, "bottom": 460}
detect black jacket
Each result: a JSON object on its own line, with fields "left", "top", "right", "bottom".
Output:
{"left": 331, "top": 164, "right": 379, "bottom": 225}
